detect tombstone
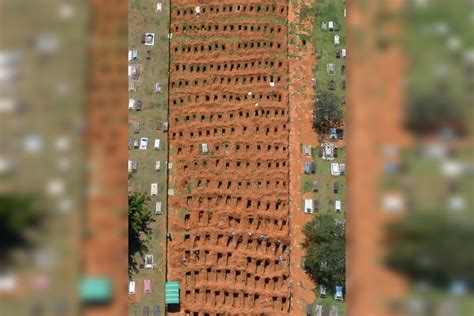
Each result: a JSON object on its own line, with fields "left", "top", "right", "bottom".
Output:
{"left": 340, "top": 164, "right": 346, "bottom": 175}
{"left": 144, "top": 33, "right": 155, "bottom": 45}
{"left": 316, "top": 49, "right": 322, "bottom": 59}
{"left": 312, "top": 180, "right": 319, "bottom": 192}
{"left": 313, "top": 200, "right": 320, "bottom": 211}
{"left": 155, "top": 83, "right": 163, "bottom": 93}
{"left": 201, "top": 143, "right": 208, "bottom": 154}
{"left": 129, "top": 65, "right": 140, "bottom": 80}
{"left": 327, "top": 63, "right": 335, "bottom": 75}
{"left": 129, "top": 81, "right": 137, "bottom": 92}
{"left": 133, "top": 122, "right": 140, "bottom": 133}
{"left": 132, "top": 161, "right": 138, "bottom": 172}
{"left": 336, "top": 128, "right": 344, "bottom": 139}
{"left": 328, "top": 21, "right": 334, "bottom": 31}
{"left": 318, "top": 146, "right": 324, "bottom": 157}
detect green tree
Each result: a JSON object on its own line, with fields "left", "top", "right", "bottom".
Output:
{"left": 385, "top": 211, "right": 474, "bottom": 288}
{"left": 0, "top": 194, "right": 43, "bottom": 265}
{"left": 313, "top": 90, "right": 343, "bottom": 134}
{"left": 303, "top": 213, "right": 345, "bottom": 292}
{"left": 405, "top": 92, "right": 464, "bottom": 135}
{"left": 128, "top": 193, "right": 154, "bottom": 275}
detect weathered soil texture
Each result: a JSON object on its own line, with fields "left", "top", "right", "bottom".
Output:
{"left": 84, "top": 0, "right": 129, "bottom": 315}
{"left": 167, "top": 1, "right": 291, "bottom": 315}
{"left": 287, "top": 0, "right": 318, "bottom": 314}
{"left": 347, "top": 0, "right": 410, "bottom": 314}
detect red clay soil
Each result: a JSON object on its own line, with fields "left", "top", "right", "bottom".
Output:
{"left": 83, "top": 0, "right": 129, "bottom": 315}
{"left": 287, "top": 1, "right": 319, "bottom": 315}
{"left": 346, "top": 0, "right": 411, "bottom": 315}
{"left": 167, "top": 1, "right": 291, "bottom": 315}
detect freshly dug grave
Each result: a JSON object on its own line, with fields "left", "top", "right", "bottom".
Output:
{"left": 168, "top": 1, "right": 290, "bottom": 315}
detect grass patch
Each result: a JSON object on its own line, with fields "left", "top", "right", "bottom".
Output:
{"left": 311, "top": 0, "right": 347, "bottom": 101}
{"left": 128, "top": 0, "right": 170, "bottom": 313}
{"left": 302, "top": 179, "right": 314, "bottom": 193}
{"left": 186, "top": 181, "right": 197, "bottom": 194}
{"left": 311, "top": 293, "right": 346, "bottom": 316}
{"left": 300, "top": 146, "right": 346, "bottom": 219}
{"left": 178, "top": 208, "right": 189, "bottom": 218}
{"left": 379, "top": 148, "right": 474, "bottom": 212}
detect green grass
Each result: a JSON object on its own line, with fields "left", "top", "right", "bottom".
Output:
{"left": 0, "top": 1, "right": 88, "bottom": 314}
{"left": 311, "top": 294, "right": 346, "bottom": 316}
{"left": 408, "top": 288, "right": 474, "bottom": 316}
{"left": 402, "top": 0, "right": 473, "bottom": 105}
{"left": 178, "top": 208, "right": 189, "bottom": 218}
{"left": 302, "top": 179, "right": 314, "bottom": 193}
{"left": 128, "top": 0, "right": 170, "bottom": 314}
{"left": 301, "top": 146, "right": 346, "bottom": 221}
{"left": 311, "top": 0, "right": 347, "bottom": 100}
{"left": 379, "top": 148, "right": 474, "bottom": 213}
{"left": 295, "top": 2, "right": 347, "bottom": 314}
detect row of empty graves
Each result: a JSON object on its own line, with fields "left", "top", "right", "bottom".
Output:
{"left": 182, "top": 288, "right": 289, "bottom": 315}
{"left": 168, "top": 1, "right": 291, "bottom": 314}
{"left": 172, "top": 2, "right": 288, "bottom": 18}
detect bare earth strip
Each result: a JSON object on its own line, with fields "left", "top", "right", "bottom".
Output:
{"left": 347, "top": 0, "right": 409, "bottom": 314}
{"left": 287, "top": 0, "right": 318, "bottom": 315}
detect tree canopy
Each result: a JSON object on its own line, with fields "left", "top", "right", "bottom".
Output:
{"left": 313, "top": 90, "right": 344, "bottom": 134}
{"left": 405, "top": 92, "right": 465, "bottom": 135}
{"left": 128, "top": 193, "right": 155, "bottom": 275}
{"left": 385, "top": 211, "right": 474, "bottom": 288}
{"left": 0, "top": 194, "right": 43, "bottom": 265}
{"left": 303, "top": 213, "right": 346, "bottom": 292}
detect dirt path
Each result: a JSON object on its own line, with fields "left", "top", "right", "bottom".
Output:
{"left": 347, "top": 0, "right": 409, "bottom": 314}
{"left": 287, "top": 0, "right": 318, "bottom": 314}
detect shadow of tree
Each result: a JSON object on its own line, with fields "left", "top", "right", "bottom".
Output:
{"left": 0, "top": 194, "right": 45, "bottom": 267}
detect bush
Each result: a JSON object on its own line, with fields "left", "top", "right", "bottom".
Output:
{"left": 385, "top": 211, "right": 474, "bottom": 288}
{"left": 303, "top": 213, "right": 345, "bottom": 292}
{"left": 405, "top": 92, "right": 464, "bottom": 135}
{"left": 313, "top": 90, "right": 343, "bottom": 135}
{"left": 128, "top": 193, "right": 155, "bottom": 275}
{"left": 0, "top": 194, "right": 43, "bottom": 265}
